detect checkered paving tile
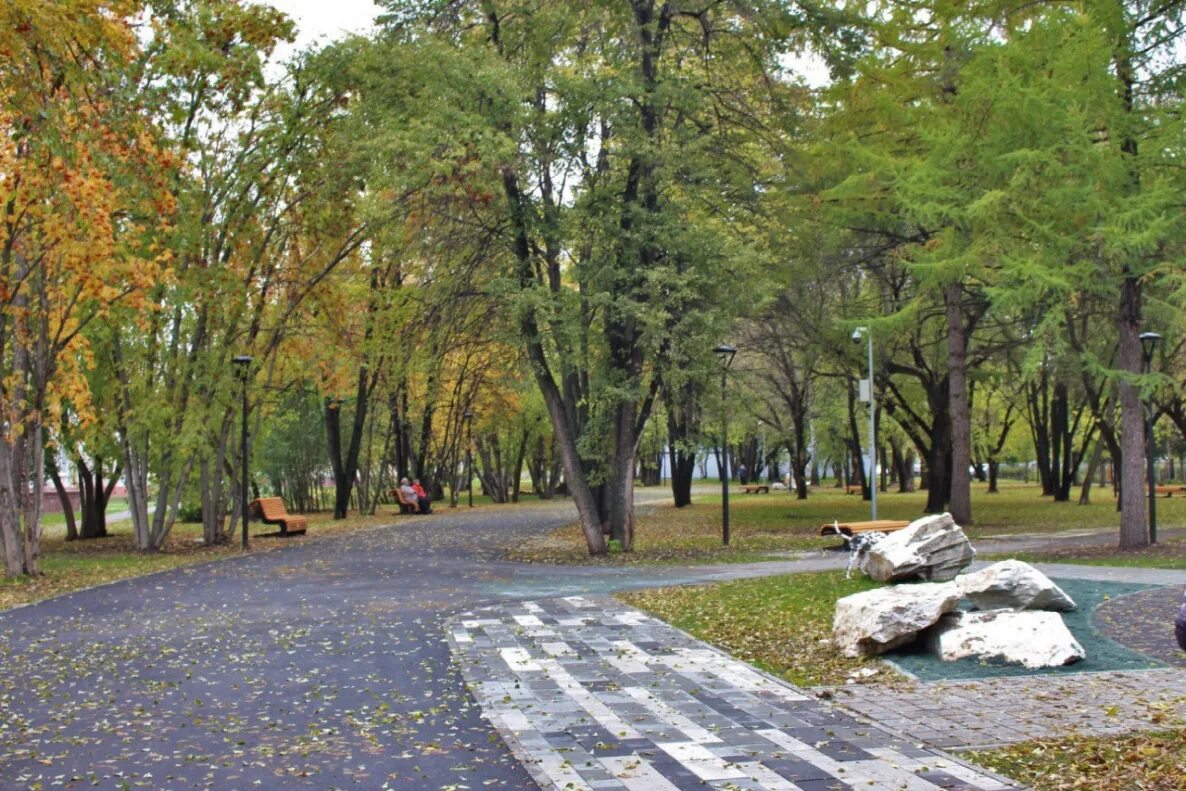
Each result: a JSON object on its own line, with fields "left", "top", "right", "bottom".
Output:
{"left": 449, "top": 596, "right": 1019, "bottom": 791}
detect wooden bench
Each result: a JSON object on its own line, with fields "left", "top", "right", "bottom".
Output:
{"left": 819, "top": 519, "right": 910, "bottom": 539}
{"left": 741, "top": 484, "right": 770, "bottom": 494}
{"left": 392, "top": 488, "right": 420, "bottom": 514}
{"left": 249, "top": 497, "right": 307, "bottom": 536}
{"left": 1115, "top": 485, "right": 1186, "bottom": 498}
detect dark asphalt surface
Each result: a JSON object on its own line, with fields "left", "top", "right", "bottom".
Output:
{"left": 0, "top": 493, "right": 755, "bottom": 791}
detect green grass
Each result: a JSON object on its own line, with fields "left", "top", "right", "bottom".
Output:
{"left": 617, "top": 570, "right": 882, "bottom": 687}
{"left": 507, "top": 480, "right": 1186, "bottom": 565}
{"left": 970, "top": 727, "right": 1186, "bottom": 790}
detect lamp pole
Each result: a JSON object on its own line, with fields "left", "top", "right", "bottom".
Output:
{"left": 464, "top": 409, "right": 475, "bottom": 508}
{"left": 232, "top": 355, "right": 253, "bottom": 550}
{"left": 1140, "top": 332, "right": 1161, "bottom": 544}
{"left": 854, "top": 327, "right": 877, "bottom": 520}
{"left": 714, "top": 344, "right": 737, "bottom": 545}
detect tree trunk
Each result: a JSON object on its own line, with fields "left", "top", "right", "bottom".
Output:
{"left": 665, "top": 383, "right": 698, "bottom": 508}
{"left": 1079, "top": 439, "right": 1105, "bottom": 505}
{"left": 1117, "top": 276, "right": 1148, "bottom": 549}
{"left": 46, "top": 451, "right": 79, "bottom": 541}
{"left": 945, "top": 283, "right": 972, "bottom": 525}
{"left": 77, "top": 456, "right": 119, "bottom": 540}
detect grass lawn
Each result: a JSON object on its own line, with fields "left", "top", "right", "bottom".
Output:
{"left": 617, "top": 569, "right": 882, "bottom": 687}
{"left": 507, "top": 480, "right": 1186, "bottom": 565}
{"left": 970, "top": 728, "right": 1186, "bottom": 791}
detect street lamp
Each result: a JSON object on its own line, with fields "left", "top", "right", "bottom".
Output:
{"left": 464, "top": 409, "right": 475, "bottom": 508}
{"left": 232, "top": 355, "right": 253, "bottom": 550}
{"left": 852, "top": 327, "right": 877, "bottom": 520}
{"left": 714, "top": 344, "right": 737, "bottom": 545}
{"left": 1140, "top": 331, "right": 1161, "bottom": 544}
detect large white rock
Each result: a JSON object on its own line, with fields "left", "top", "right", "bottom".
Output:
{"left": 860, "top": 513, "right": 976, "bottom": 582}
{"left": 956, "top": 560, "right": 1077, "bottom": 612}
{"left": 832, "top": 582, "right": 962, "bottom": 658}
{"left": 926, "top": 610, "right": 1085, "bottom": 668}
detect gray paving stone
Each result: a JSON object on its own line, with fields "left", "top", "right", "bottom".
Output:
{"left": 449, "top": 595, "right": 1019, "bottom": 790}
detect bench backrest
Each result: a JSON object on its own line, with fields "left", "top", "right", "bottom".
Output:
{"left": 255, "top": 497, "right": 288, "bottom": 519}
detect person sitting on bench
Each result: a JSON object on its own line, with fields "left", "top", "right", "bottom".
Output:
{"left": 412, "top": 479, "right": 432, "bottom": 512}
{"left": 400, "top": 477, "right": 432, "bottom": 514}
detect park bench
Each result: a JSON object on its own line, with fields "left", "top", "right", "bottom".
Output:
{"left": 1113, "top": 485, "right": 1186, "bottom": 498}
{"left": 819, "top": 519, "right": 910, "bottom": 539}
{"left": 248, "top": 497, "right": 307, "bottom": 536}
{"left": 845, "top": 484, "right": 863, "bottom": 495}
{"left": 392, "top": 488, "right": 421, "bottom": 514}
{"left": 741, "top": 484, "right": 770, "bottom": 494}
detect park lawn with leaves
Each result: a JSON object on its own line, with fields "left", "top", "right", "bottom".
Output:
{"left": 507, "top": 482, "right": 1186, "bottom": 565}
{"left": 984, "top": 538, "right": 1186, "bottom": 569}
{"left": 617, "top": 570, "right": 885, "bottom": 687}
{"left": 970, "top": 727, "right": 1186, "bottom": 791}
{"left": 0, "top": 507, "right": 420, "bottom": 612}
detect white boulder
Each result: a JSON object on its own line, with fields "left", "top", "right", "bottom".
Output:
{"left": 833, "top": 582, "right": 962, "bottom": 658}
{"left": 860, "top": 513, "right": 976, "bottom": 583}
{"left": 926, "top": 610, "right": 1085, "bottom": 669}
{"left": 956, "top": 560, "right": 1076, "bottom": 612}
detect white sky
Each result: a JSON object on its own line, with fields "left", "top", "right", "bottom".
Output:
{"left": 264, "top": 0, "right": 381, "bottom": 57}
{"left": 262, "top": 1, "right": 829, "bottom": 87}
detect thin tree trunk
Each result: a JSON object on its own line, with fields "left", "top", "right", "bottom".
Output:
{"left": 945, "top": 283, "right": 972, "bottom": 524}
{"left": 1118, "top": 276, "right": 1148, "bottom": 548}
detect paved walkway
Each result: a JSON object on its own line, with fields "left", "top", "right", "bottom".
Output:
{"left": 822, "top": 668, "right": 1186, "bottom": 751}
{"left": 451, "top": 596, "right": 1019, "bottom": 791}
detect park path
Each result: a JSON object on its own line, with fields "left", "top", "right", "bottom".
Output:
{"left": 1, "top": 496, "right": 1182, "bottom": 790}
{"left": 0, "top": 492, "right": 847, "bottom": 791}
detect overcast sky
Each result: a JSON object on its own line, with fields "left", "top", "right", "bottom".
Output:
{"left": 262, "top": 1, "right": 828, "bottom": 86}
{"left": 266, "top": 0, "right": 381, "bottom": 56}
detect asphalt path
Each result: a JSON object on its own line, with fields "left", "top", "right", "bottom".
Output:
{"left": 2, "top": 491, "right": 808, "bottom": 791}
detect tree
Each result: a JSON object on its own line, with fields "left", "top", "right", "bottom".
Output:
{"left": 0, "top": 0, "right": 170, "bottom": 575}
{"left": 359, "top": 1, "right": 799, "bottom": 552}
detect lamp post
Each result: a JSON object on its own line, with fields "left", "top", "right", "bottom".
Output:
{"left": 464, "top": 409, "right": 475, "bottom": 508}
{"left": 1140, "top": 332, "right": 1161, "bottom": 544}
{"left": 714, "top": 344, "right": 737, "bottom": 545}
{"left": 232, "top": 355, "right": 252, "bottom": 550}
{"left": 853, "top": 327, "right": 877, "bottom": 520}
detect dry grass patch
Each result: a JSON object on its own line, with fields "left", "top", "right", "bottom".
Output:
{"left": 971, "top": 726, "right": 1186, "bottom": 790}
{"left": 617, "top": 570, "right": 891, "bottom": 687}
{"left": 507, "top": 482, "right": 1186, "bottom": 565}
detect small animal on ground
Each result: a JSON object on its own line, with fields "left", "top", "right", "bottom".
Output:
{"left": 844, "top": 531, "right": 888, "bottom": 579}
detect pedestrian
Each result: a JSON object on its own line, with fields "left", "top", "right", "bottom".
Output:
{"left": 738, "top": 463, "right": 748, "bottom": 485}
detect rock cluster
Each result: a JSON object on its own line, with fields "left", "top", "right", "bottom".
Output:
{"left": 860, "top": 513, "right": 976, "bottom": 582}
{"left": 833, "top": 582, "right": 962, "bottom": 658}
{"left": 927, "top": 610, "right": 1085, "bottom": 668}
{"left": 957, "top": 559, "right": 1077, "bottom": 612}
{"left": 834, "top": 552, "right": 1086, "bottom": 668}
